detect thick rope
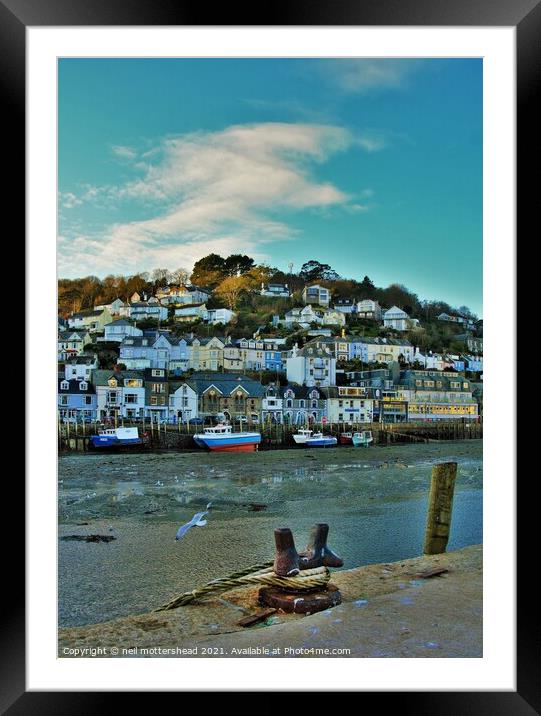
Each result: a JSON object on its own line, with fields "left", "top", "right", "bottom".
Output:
{"left": 154, "top": 563, "right": 330, "bottom": 612}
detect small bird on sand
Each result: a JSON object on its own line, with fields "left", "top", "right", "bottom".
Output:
{"left": 175, "top": 503, "right": 212, "bottom": 540}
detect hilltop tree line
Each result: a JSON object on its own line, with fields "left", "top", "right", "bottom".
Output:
{"left": 58, "top": 255, "right": 478, "bottom": 330}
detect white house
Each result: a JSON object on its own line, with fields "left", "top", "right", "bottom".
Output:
{"left": 168, "top": 381, "right": 199, "bottom": 422}
{"left": 413, "top": 348, "right": 446, "bottom": 371}
{"left": 64, "top": 354, "right": 98, "bottom": 381}
{"left": 321, "top": 308, "right": 346, "bottom": 327}
{"left": 383, "top": 306, "right": 410, "bottom": 331}
{"left": 302, "top": 284, "right": 331, "bottom": 307}
{"left": 283, "top": 305, "right": 322, "bottom": 328}
{"left": 101, "top": 319, "right": 143, "bottom": 343}
{"left": 320, "top": 386, "right": 375, "bottom": 424}
{"left": 356, "top": 299, "right": 382, "bottom": 321}
{"left": 286, "top": 343, "right": 337, "bottom": 387}
{"left": 333, "top": 297, "right": 356, "bottom": 314}
{"left": 206, "top": 308, "right": 236, "bottom": 325}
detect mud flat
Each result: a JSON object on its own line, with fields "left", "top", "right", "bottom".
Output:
{"left": 59, "top": 441, "right": 482, "bottom": 628}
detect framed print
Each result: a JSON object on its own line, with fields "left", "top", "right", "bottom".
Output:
{"left": 5, "top": 0, "right": 533, "bottom": 707}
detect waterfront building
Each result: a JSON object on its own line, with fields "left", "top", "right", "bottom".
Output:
{"left": 168, "top": 381, "right": 199, "bottom": 422}
{"left": 345, "top": 368, "right": 408, "bottom": 423}
{"left": 396, "top": 370, "right": 478, "bottom": 421}
{"left": 58, "top": 378, "right": 97, "bottom": 422}
{"left": 188, "top": 372, "right": 265, "bottom": 424}
{"left": 92, "top": 368, "right": 145, "bottom": 421}
{"left": 281, "top": 384, "right": 325, "bottom": 424}
{"left": 320, "top": 386, "right": 375, "bottom": 424}
{"left": 302, "top": 284, "right": 331, "bottom": 307}
{"left": 144, "top": 368, "right": 169, "bottom": 421}
{"left": 286, "top": 343, "right": 336, "bottom": 387}
{"left": 261, "top": 384, "right": 284, "bottom": 423}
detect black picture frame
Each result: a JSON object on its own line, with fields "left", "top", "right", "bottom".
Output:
{"left": 7, "top": 0, "right": 533, "bottom": 710}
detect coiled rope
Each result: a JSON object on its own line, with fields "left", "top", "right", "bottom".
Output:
{"left": 154, "top": 561, "right": 330, "bottom": 612}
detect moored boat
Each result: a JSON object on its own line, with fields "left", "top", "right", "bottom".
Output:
{"left": 90, "top": 427, "right": 142, "bottom": 448}
{"left": 193, "top": 423, "right": 261, "bottom": 452}
{"left": 339, "top": 432, "right": 353, "bottom": 445}
{"left": 293, "top": 429, "right": 337, "bottom": 448}
{"left": 352, "top": 430, "right": 373, "bottom": 447}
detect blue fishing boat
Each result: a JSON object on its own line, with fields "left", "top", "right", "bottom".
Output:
{"left": 193, "top": 424, "right": 261, "bottom": 452}
{"left": 90, "top": 427, "right": 143, "bottom": 448}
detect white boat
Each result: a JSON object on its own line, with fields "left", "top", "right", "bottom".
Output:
{"left": 90, "top": 426, "right": 142, "bottom": 448}
{"left": 293, "top": 428, "right": 337, "bottom": 448}
{"left": 352, "top": 430, "right": 373, "bottom": 447}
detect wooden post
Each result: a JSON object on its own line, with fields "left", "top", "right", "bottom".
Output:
{"left": 423, "top": 462, "right": 458, "bottom": 555}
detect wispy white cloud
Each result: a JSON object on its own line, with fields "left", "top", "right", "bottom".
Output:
{"left": 59, "top": 122, "right": 381, "bottom": 277}
{"left": 318, "top": 59, "right": 422, "bottom": 94}
{"left": 111, "top": 144, "right": 138, "bottom": 160}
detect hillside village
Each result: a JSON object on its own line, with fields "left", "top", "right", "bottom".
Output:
{"left": 58, "top": 256, "right": 483, "bottom": 426}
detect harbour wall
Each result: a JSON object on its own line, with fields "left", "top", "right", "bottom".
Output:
{"left": 58, "top": 419, "right": 482, "bottom": 453}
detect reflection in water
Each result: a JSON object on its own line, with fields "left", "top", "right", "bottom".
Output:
{"left": 58, "top": 441, "right": 482, "bottom": 628}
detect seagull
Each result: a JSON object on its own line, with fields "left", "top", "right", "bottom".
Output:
{"left": 175, "top": 503, "right": 212, "bottom": 541}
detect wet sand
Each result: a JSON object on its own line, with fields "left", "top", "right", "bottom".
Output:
{"left": 58, "top": 441, "right": 482, "bottom": 628}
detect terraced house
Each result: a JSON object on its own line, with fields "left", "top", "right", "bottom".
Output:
{"left": 188, "top": 372, "right": 265, "bottom": 424}
{"left": 92, "top": 369, "right": 145, "bottom": 420}
{"left": 58, "top": 377, "right": 97, "bottom": 422}
{"left": 57, "top": 330, "right": 92, "bottom": 361}
{"left": 118, "top": 331, "right": 189, "bottom": 372}
{"left": 186, "top": 336, "right": 226, "bottom": 371}
{"left": 144, "top": 368, "right": 169, "bottom": 421}
{"left": 320, "top": 386, "right": 375, "bottom": 424}
{"left": 281, "top": 384, "right": 325, "bottom": 424}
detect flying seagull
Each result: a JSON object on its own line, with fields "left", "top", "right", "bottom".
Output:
{"left": 175, "top": 503, "right": 212, "bottom": 540}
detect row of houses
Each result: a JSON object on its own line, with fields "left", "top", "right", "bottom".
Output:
{"left": 58, "top": 366, "right": 480, "bottom": 424}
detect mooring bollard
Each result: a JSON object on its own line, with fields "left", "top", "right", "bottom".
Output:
{"left": 423, "top": 461, "right": 458, "bottom": 555}
{"left": 273, "top": 528, "right": 300, "bottom": 577}
{"left": 299, "top": 523, "right": 344, "bottom": 569}
{"left": 260, "top": 524, "right": 344, "bottom": 614}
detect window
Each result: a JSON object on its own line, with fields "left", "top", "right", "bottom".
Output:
{"left": 124, "top": 379, "right": 142, "bottom": 387}
{"left": 84, "top": 395, "right": 93, "bottom": 405}
{"left": 299, "top": 400, "right": 305, "bottom": 408}
{"left": 59, "top": 396, "right": 68, "bottom": 406}
{"left": 108, "top": 378, "right": 118, "bottom": 387}
{"left": 125, "top": 394, "right": 138, "bottom": 404}
{"left": 79, "top": 381, "right": 87, "bottom": 391}
{"left": 153, "top": 383, "right": 165, "bottom": 393}
{"left": 152, "top": 369, "right": 165, "bottom": 377}
{"left": 60, "top": 381, "right": 69, "bottom": 390}
{"left": 150, "top": 396, "right": 158, "bottom": 405}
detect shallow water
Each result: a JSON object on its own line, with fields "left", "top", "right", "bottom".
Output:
{"left": 58, "top": 441, "right": 482, "bottom": 627}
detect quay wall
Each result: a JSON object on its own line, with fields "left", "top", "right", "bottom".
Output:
{"left": 58, "top": 420, "right": 482, "bottom": 453}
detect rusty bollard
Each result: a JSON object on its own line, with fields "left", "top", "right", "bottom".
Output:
{"left": 298, "top": 523, "right": 344, "bottom": 570}
{"left": 260, "top": 524, "right": 343, "bottom": 614}
{"left": 273, "top": 528, "right": 300, "bottom": 577}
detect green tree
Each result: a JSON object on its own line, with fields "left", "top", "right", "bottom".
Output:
{"left": 190, "top": 254, "right": 227, "bottom": 289}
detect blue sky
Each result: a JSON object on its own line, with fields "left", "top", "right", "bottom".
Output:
{"left": 58, "top": 58, "right": 482, "bottom": 315}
